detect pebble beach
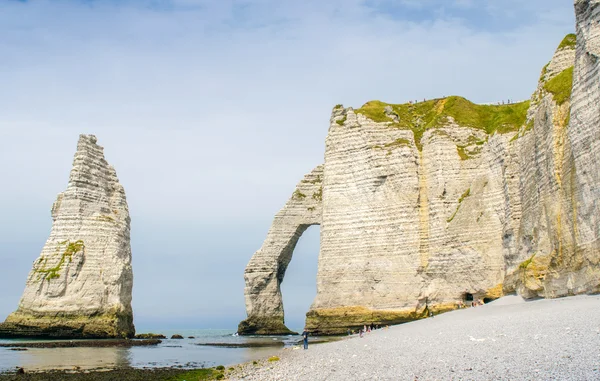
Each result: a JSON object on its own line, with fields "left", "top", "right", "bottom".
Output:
{"left": 231, "top": 295, "right": 600, "bottom": 380}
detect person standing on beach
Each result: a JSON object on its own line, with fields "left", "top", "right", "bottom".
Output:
{"left": 302, "top": 329, "right": 309, "bottom": 350}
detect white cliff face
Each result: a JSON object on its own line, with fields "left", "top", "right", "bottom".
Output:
{"left": 0, "top": 135, "right": 134, "bottom": 338}
{"left": 306, "top": 107, "right": 510, "bottom": 333}
{"left": 238, "top": 166, "right": 322, "bottom": 334}
{"left": 501, "top": 35, "right": 577, "bottom": 297}
{"left": 568, "top": 0, "right": 600, "bottom": 276}
{"left": 240, "top": 2, "right": 600, "bottom": 335}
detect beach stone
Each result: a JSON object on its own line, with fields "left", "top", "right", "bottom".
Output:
{"left": 171, "top": 334, "right": 184, "bottom": 339}
{"left": 231, "top": 295, "right": 600, "bottom": 380}
{"left": 0, "top": 134, "right": 134, "bottom": 339}
{"left": 240, "top": 1, "right": 600, "bottom": 335}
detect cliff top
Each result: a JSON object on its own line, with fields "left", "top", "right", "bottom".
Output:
{"left": 347, "top": 33, "right": 576, "bottom": 149}
{"left": 557, "top": 33, "right": 577, "bottom": 51}
{"left": 351, "top": 96, "right": 530, "bottom": 148}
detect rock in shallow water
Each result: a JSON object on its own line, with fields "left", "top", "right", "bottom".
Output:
{"left": 0, "top": 134, "right": 135, "bottom": 339}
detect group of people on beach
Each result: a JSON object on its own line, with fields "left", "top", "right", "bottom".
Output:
{"left": 302, "top": 298, "right": 487, "bottom": 350}
{"left": 346, "top": 324, "right": 388, "bottom": 338}
{"left": 456, "top": 299, "right": 485, "bottom": 309}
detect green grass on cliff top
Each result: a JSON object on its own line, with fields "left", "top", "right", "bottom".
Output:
{"left": 557, "top": 33, "right": 576, "bottom": 50}
{"left": 544, "top": 66, "right": 574, "bottom": 105}
{"left": 354, "top": 96, "right": 530, "bottom": 149}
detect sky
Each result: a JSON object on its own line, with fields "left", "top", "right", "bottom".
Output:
{"left": 0, "top": 0, "right": 575, "bottom": 331}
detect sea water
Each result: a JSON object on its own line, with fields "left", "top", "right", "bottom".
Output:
{"left": 0, "top": 329, "right": 305, "bottom": 372}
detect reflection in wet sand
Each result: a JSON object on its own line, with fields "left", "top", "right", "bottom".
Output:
{"left": 18, "top": 347, "right": 130, "bottom": 371}
{"left": 0, "top": 330, "right": 335, "bottom": 372}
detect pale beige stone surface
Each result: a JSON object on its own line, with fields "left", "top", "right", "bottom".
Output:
{"left": 240, "top": 1, "right": 600, "bottom": 334}
{"left": 238, "top": 166, "right": 322, "bottom": 334}
{"left": 0, "top": 135, "right": 134, "bottom": 338}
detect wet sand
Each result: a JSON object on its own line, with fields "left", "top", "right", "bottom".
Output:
{"left": 0, "top": 339, "right": 160, "bottom": 349}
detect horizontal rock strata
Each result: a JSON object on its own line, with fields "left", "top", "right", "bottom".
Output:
{"left": 238, "top": 166, "right": 323, "bottom": 335}
{"left": 240, "top": 1, "right": 600, "bottom": 335}
{"left": 0, "top": 134, "right": 134, "bottom": 339}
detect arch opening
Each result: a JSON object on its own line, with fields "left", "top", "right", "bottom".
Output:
{"left": 280, "top": 225, "right": 320, "bottom": 331}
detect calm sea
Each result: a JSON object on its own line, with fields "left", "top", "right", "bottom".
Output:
{"left": 0, "top": 329, "right": 304, "bottom": 372}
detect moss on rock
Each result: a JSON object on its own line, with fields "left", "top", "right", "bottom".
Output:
{"left": 34, "top": 240, "right": 85, "bottom": 281}
{"left": 557, "top": 33, "right": 576, "bottom": 50}
{"left": 447, "top": 188, "right": 471, "bottom": 223}
{"left": 0, "top": 306, "right": 134, "bottom": 339}
{"left": 544, "top": 66, "right": 574, "bottom": 105}
{"left": 292, "top": 190, "right": 306, "bottom": 201}
{"left": 237, "top": 316, "right": 297, "bottom": 336}
{"left": 354, "top": 97, "right": 529, "bottom": 150}
{"left": 305, "top": 304, "right": 458, "bottom": 335}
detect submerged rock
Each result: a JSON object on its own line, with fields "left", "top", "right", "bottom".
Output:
{"left": 135, "top": 333, "right": 167, "bottom": 339}
{"left": 239, "top": 1, "right": 600, "bottom": 335}
{"left": 0, "top": 135, "right": 134, "bottom": 339}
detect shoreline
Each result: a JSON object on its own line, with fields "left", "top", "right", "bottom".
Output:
{"left": 3, "top": 295, "right": 598, "bottom": 380}
{"left": 0, "top": 339, "right": 161, "bottom": 349}
{"left": 229, "top": 295, "right": 600, "bottom": 380}
{"left": 0, "top": 334, "right": 346, "bottom": 380}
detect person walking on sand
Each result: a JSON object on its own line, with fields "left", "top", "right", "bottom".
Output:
{"left": 302, "top": 329, "right": 309, "bottom": 350}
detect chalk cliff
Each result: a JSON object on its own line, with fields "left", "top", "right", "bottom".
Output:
{"left": 239, "top": 1, "right": 600, "bottom": 335}
{"left": 0, "top": 135, "right": 135, "bottom": 338}
{"left": 239, "top": 166, "right": 323, "bottom": 335}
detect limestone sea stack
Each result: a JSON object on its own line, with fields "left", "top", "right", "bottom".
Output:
{"left": 0, "top": 135, "right": 135, "bottom": 338}
{"left": 239, "top": 0, "right": 600, "bottom": 335}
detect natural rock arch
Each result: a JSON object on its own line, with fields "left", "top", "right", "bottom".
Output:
{"left": 238, "top": 165, "right": 323, "bottom": 335}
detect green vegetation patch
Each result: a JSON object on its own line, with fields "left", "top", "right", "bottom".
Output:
{"left": 312, "top": 186, "right": 323, "bottom": 201}
{"left": 168, "top": 368, "right": 223, "bottom": 381}
{"left": 336, "top": 116, "right": 347, "bottom": 126}
{"left": 309, "top": 175, "right": 322, "bottom": 184}
{"left": 557, "top": 33, "right": 576, "bottom": 50}
{"left": 456, "top": 136, "right": 485, "bottom": 160}
{"left": 292, "top": 190, "right": 306, "bottom": 200}
{"left": 544, "top": 66, "right": 574, "bottom": 105}
{"left": 96, "top": 215, "right": 114, "bottom": 222}
{"left": 456, "top": 146, "right": 469, "bottom": 160}
{"left": 540, "top": 63, "right": 549, "bottom": 82}
{"left": 268, "top": 356, "right": 280, "bottom": 362}
{"left": 354, "top": 97, "right": 530, "bottom": 150}
{"left": 35, "top": 240, "right": 85, "bottom": 281}
{"left": 519, "top": 254, "right": 536, "bottom": 269}
{"left": 384, "top": 138, "right": 411, "bottom": 148}
{"left": 447, "top": 188, "right": 471, "bottom": 223}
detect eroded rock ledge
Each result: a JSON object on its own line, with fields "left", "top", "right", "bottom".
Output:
{"left": 0, "top": 135, "right": 134, "bottom": 339}
{"left": 240, "top": 0, "right": 600, "bottom": 335}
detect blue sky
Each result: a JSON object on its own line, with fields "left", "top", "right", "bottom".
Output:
{"left": 0, "top": 0, "right": 574, "bottom": 330}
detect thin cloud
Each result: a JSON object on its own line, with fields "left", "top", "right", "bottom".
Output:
{"left": 0, "top": 0, "right": 575, "bottom": 327}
